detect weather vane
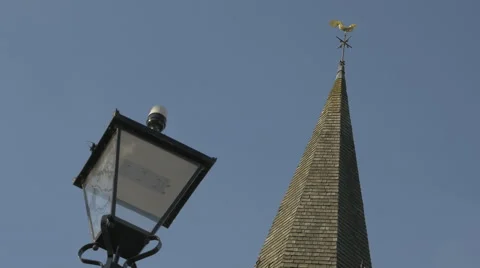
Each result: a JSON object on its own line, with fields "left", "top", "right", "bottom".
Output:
{"left": 329, "top": 20, "right": 357, "bottom": 64}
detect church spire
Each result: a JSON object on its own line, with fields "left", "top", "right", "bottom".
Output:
{"left": 254, "top": 21, "right": 372, "bottom": 268}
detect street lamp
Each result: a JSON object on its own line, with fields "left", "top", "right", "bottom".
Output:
{"left": 73, "top": 107, "right": 216, "bottom": 268}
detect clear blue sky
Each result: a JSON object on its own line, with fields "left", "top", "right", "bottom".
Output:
{"left": 0, "top": 1, "right": 478, "bottom": 267}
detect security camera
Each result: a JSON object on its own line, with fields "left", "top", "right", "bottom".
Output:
{"left": 147, "top": 105, "right": 168, "bottom": 132}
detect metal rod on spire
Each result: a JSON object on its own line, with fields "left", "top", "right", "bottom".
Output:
{"left": 337, "top": 32, "right": 352, "bottom": 63}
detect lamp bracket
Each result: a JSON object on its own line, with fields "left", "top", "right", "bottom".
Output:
{"left": 77, "top": 216, "right": 162, "bottom": 268}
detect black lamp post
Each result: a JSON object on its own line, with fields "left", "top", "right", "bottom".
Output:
{"left": 73, "top": 106, "right": 216, "bottom": 268}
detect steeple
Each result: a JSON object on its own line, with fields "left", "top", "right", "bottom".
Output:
{"left": 255, "top": 22, "right": 372, "bottom": 268}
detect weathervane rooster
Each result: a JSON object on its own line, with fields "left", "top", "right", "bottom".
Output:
{"left": 329, "top": 20, "right": 357, "bottom": 32}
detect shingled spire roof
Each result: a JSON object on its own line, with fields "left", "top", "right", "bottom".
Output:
{"left": 255, "top": 48, "right": 372, "bottom": 267}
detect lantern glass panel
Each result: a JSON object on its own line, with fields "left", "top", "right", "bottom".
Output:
{"left": 82, "top": 131, "right": 118, "bottom": 240}
{"left": 115, "top": 130, "right": 200, "bottom": 232}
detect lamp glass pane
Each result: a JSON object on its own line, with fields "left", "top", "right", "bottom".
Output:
{"left": 115, "top": 130, "right": 200, "bottom": 232}
{"left": 82, "top": 131, "right": 118, "bottom": 240}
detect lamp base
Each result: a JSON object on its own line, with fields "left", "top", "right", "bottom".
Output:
{"left": 103, "top": 262, "right": 123, "bottom": 268}
{"left": 78, "top": 215, "right": 162, "bottom": 267}
{"left": 96, "top": 216, "right": 150, "bottom": 259}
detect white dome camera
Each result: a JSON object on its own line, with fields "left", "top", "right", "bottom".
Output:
{"left": 147, "top": 105, "right": 168, "bottom": 132}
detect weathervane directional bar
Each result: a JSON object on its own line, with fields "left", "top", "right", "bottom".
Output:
{"left": 337, "top": 33, "right": 352, "bottom": 63}
{"left": 337, "top": 35, "right": 352, "bottom": 49}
